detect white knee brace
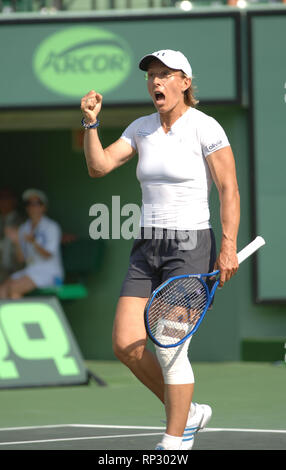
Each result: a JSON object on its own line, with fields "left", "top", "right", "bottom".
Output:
{"left": 155, "top": 320, "right": 194, "bottom": 385}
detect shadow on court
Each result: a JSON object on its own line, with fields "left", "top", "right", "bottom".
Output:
{"left": 0, "top": 425, "right": 285, "bottom": 450}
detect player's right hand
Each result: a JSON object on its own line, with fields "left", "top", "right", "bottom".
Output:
{"left": 81, "top": 90, "right": 102, "bottom": 125}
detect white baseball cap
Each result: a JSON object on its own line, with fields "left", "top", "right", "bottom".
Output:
{"left": 22, "top": 188, "right": 48, "bottom": 205}
{"left": 139, "top": 49, "right": 192, "bottom": 78}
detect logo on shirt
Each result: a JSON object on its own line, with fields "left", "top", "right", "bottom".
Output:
{"left": 206, "top": 140, "right": 222, "bottom": 153}
{"left": 33, "top": 26, "right": 132, "bottom": 97}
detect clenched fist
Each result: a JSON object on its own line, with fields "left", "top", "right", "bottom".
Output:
{"left": 81, "top": 90, "right": 103, "bottom": 125}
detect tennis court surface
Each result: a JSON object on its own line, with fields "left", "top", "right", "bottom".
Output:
{"left": 0, "top": 424, "right": 285, "bottom": 450}
{"left": 0, "top": 361, "right": 285, "bottom": 451}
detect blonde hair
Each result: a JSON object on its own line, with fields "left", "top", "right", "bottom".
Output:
{"left": 181, "top": 72, "right": 199, "bottom": 108}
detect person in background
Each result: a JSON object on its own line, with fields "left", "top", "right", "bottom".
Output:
{"left": 0, "top": 189, "right": 64, "bottom": 299}
{"left": 0, "top": 187, "right": 23, "bottom": 283}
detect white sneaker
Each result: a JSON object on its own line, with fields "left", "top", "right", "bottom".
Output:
{"left": 155, "top": 434, "right": 182, "bottom": 450}
{"left": 155, "top": 444, "right": 166, "bottom": 450}
{"left": 180, "top": 403, "right": 212, "bottom": 450}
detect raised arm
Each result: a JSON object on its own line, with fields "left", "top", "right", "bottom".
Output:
{"left": 81, "top": 90, "right": 136, "bottom": 178}
{"left": 207, "top": 146, "right": 240, "bottom": 287}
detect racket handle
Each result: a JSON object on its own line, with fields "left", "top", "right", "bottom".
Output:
{"left": 237, "top": 236, "right": 265, "bottom": 264}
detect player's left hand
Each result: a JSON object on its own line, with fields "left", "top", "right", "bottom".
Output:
{"left": 214, "top": 245, "right": 239, "bottom": 288}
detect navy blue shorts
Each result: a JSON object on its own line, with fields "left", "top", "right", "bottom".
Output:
{"left": 120, "top": 227, "right": 217, "bottom": 298}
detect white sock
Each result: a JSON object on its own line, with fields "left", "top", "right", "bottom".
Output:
{"left": 187, "top": 402, "right": 196, "bottom": 423}
{"left": 161, "top": 433, "right": 182, "bottom": 450}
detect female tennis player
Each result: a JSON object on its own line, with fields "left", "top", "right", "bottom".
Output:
{"left": 81, "top": 49, "right": 240, "bottom": 450}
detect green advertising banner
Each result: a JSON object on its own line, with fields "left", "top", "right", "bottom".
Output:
{"left": 0, "top": 298, "right": 88, "bottom": 388}
{"left": 249, "top": 11, "right": 286, "bottom": 302}
{"left": 0, "top": 12, "right": 240, "bottom": 108}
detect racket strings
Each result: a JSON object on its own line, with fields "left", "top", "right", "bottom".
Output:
{"left": 147, "top": 276, "right": 208, "bottom": 347}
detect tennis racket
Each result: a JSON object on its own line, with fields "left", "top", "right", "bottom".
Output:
{"left": 144, "top": 236, "right": 266, "bottom": 349}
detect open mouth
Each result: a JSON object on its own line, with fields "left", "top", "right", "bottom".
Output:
{"left": 154, "top": 91, "right": 165, "bottom": 103}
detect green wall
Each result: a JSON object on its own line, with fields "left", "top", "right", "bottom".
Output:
{"left": 1, "top": 104, "right": 286, "bottom": 361}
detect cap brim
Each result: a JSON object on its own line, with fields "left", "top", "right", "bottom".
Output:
{"left": 139, "top": 54, "right": 158, "bottom": 71}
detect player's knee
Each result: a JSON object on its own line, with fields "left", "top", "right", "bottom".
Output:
{"left": 112, "top": 338, "right": 146, "bottom": 365}
{"left": 155, "top": 338, "right": 194, "bottom": 384}
{"left": 112, "top": 341, "right": 125, "bottom": 362}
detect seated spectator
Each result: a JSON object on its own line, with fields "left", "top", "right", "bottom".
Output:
{"left": 0, "top": 189, "right": 64, "bottom": 299}
{"left": 0, "top": 187, "right": 23, "bottom": 283}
